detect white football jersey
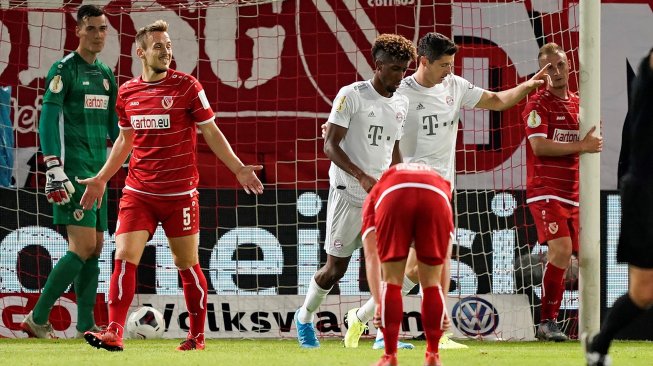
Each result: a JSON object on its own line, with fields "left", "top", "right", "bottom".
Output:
{"left": 327, "top": 80, "right": 409, "bottom": 206}
{"left": 399, "top": 74, "right": 484, "bottom": 184}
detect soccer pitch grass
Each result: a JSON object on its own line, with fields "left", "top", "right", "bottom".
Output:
{"left": 1, "top": 338, "right": 652, "bottom": 365}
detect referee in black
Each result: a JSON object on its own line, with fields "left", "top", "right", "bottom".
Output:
{"left": 584, "top": 48, "right": 653, "bottom": 366}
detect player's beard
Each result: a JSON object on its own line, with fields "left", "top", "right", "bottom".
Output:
{"left": 152, "top": 56, "right": 170, "bottom": 74}
{"left": 385, "top": 85, "right": 397, "bottom": 93}
{"left": 152, "top": 66, "right": 168, "bottom": 74}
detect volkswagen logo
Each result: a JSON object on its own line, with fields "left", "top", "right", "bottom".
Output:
{"left": 451, "top": 297, "right": 499, "bottom": 337}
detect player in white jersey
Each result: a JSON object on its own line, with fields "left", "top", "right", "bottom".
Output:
{"left": 294, "top": 34, "right": 416, "bottom": 349}
{"left": 341, "top": 32, "right": 552, "bottom": 352}
{"left": 399, "top": 73, "right": 482, "bottom": 183}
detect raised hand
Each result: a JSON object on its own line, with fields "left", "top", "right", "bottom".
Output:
{"left": 528, "top": 63, "right": 553, "bottom": 89}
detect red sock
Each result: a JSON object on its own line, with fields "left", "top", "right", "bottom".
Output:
{"left": 422, "top": 285, "right": 445, "bottom": 354}
{"left": 380, "top": 282, "right": 403, "bottom": 356}
{"left": 108, "top": 259, "right": 137, "bottom": 337}
{"left": 179, "top": 263, "right": 208, "bottom": 343}
{"left": 541, "top": 262, "right": 565, "bottom": 322}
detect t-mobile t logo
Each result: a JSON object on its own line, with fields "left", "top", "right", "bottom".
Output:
{"left": 422, "top": 114, "right": 439, "bottom": 135}
{"left": 367, "top": 125, "right": 385, "bottom": 146}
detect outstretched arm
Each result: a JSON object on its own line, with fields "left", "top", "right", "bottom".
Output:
{"left": 78, "top": 128, "right": 134, "bottom": 209}
{"left": 475, "top": 63, "right": 551, "bottom": 111}
{"left": 198, "top": 121, "right": 263, "bottom": 194}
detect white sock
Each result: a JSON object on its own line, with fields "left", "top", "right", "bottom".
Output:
{"left": 402, "top": 275, "right": 417, "bottom": 296}
{"left": 298, "top": 277, "right": 331, "bottom": 324}
{"left": 356, "top": 297, "right": 377, "bottom": 323}
{"left": 375, "top": 328, "right": 384, "bottom": 341}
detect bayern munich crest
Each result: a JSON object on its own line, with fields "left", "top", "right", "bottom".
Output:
{"left": 162, "top": 96, "right": 173, "bottom": 109}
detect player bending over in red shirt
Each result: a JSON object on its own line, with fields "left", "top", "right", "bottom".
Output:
{"left": 362, "top": 163, "right": 453, "bottom": 366}
{"left": 78, "top": 20, "right": 263, "bottom": 352}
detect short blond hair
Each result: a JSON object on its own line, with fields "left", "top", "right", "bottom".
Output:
{"left": 538, "top": 42, "right": 566, "bottom": 61}
{"left": 135, "top": 20, "right": 168, "bottom": 49}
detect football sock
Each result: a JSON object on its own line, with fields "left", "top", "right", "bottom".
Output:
{"left": 592, "top": 294, "right": 645, "bottom": 354}
{"left": 33, "top": 251, "right": 85, "bottom": 324}
{"left": 375, "top": 327, "right": 385, "bottom": 341}
{"left": 74, "top": 255, "right": 100, "bottom": 332}
{"left": 540, "top": 262, "right": 565, "bottom": 321}
{"left": 422, "top": 285, "right": 445, "bottom": 354}
{"left": 298, "top": 277, "right": 331, "bottom": 324}
{"left": 380, "top": 282, "right": 402, "bottom": 356}
{"left": 402, "top": 275, "right": 418, "bottom": 296}
{"left": 179, "top": 263, "right": 208, "bottom": 342}
{"left": 108, "top": 259, "right": 137, "bottom": 337}
{"left": 357, "top": 297, "right": 376, "bottom": 323}
{"left": 368, "top": 275, "right": 416, "bottom": 337}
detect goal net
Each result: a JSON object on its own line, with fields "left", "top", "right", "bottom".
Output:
{"left": 0, "top": 0, "right": 582, "bottom": 340}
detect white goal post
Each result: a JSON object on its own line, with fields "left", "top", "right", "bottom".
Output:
{"left": 579, "top": 0, "right": 601, "bottom": 335}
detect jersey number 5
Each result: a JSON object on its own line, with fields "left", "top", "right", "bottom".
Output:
{"left": 182, "top": 207, "right": 191, "bottom": 226}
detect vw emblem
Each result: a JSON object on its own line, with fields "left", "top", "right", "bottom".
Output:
{"left": 451, "top": 297, "right": 499, "bottom": 337}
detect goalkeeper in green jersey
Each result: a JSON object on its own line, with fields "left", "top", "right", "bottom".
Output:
{"left": 21, "top": 4, "right": 118, "bottom": 339}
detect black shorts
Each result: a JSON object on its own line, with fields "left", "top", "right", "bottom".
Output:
{"left": 617, "top": 175, "right": 653, "bottom": 268}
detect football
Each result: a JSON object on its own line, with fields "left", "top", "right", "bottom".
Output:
{"left": 125, "top": 306, "right": 165, "bottom": 339}
{"left": 514, "top": 252, "right": 579, "bottom": 291}
{"left": 514, "top": 253, "right": 545, "bottom": 289}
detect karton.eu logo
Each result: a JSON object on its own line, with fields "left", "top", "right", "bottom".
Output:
{"left": 451, "top": 297, "right": 499, "bottom": 337}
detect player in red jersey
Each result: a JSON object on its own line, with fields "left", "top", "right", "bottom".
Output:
{"left": 523, "top": 43, "right": 602, "bottom": 341}
{"left": 78, "top": 20, "right": 263, "bottom": 352}
{"left": 362, "top": 163, "right": 453, "bottom": 366}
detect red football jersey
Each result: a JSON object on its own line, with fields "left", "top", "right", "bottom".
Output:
{"left": 361, "top": 163, "right": 453, "bottom": 238}
{"left": 117, "top": 69, "right": 215, "bottom": 196}
{"left": 523, "top": 90, "right": 580, "bottom": 206}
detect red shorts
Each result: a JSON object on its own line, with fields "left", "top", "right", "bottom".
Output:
{"left": 528, "top": 199, "right": 579, "bottom": 252}
{"left": 373, "top": 187, "right": 453, "bottom": 266}
{"left": 116, "top": 190, "right": 200, "bottom": 240}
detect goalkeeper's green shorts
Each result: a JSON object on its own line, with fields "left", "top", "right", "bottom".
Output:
{"left": 52, "top": 179, "right": 108, "bottom": 231}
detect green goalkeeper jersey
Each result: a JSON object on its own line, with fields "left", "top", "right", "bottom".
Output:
{"left": 39, "top": 52, "right": 118, "bottom": 177}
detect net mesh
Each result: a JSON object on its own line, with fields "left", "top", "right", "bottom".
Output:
{"left": 0, "top": 0, "right": 582, "bottom": 339}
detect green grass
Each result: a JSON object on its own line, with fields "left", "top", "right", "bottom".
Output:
{"left": 1, "top": 338, "right": 651, "bottom": 365}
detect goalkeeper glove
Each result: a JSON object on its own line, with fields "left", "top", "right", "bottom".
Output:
{"left": 44, "top": 156, "right": 75, "bottom": 205}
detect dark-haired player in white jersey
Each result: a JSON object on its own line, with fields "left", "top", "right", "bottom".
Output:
{"left": 78, "top": 20, "right": 263, "bottom": 352}
{"left": 294, "top": 33, "right": 416, "bottom": 349}
{"left": 342, "top": 32, "right": 552, "bottom": 352}
{"left": 524, "top": 43, "right": 601, "bottom": 342}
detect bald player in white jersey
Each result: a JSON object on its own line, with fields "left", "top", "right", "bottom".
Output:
{"left": 341, "top": 32, "right": 552, "bottom": 353}
{"left": 294, "top": 34, "right": 417, "bottom": 349}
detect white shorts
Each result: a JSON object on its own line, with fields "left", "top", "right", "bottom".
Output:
{"left": 324, "top": 187, "right": 363, "bottom": 258}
